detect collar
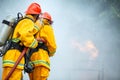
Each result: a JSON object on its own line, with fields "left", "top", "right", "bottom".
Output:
{"left": 25, "top": 15, "right": 35, "bottom": 22}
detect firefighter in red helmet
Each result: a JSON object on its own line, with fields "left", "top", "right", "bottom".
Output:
{"left": 28, "top": 12, "right": 57, "bottom": 80}
{"left": 2, "top": 3, "right": 42, "bottom": 80}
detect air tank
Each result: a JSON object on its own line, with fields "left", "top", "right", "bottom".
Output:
{"left": 0, "top": 15, "right": 15, "bottom": 46}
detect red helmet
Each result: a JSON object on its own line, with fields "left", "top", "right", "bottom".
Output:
{"left": 42, "top": 12, "right": 52, "bottom": 21}
{"left": 25, "top": 3, "right": 42, "bottom": 15}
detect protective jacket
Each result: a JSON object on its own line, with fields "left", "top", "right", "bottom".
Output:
{"left": 2, "top": 15, "right": 40, "bottom": 70}
{"left": 30, "top": 19, "right": 57, "bottom": 70}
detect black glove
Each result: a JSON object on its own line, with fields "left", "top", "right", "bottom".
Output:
{"left": 24, "top": 62, "right": 34, "bottom": 73}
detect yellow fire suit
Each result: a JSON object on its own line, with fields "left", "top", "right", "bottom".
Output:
{"left": 2, "top": 15, "right": 40, "bottom": 80}
{"left": 28, "top": 19, "right": 57, "bottom": 80}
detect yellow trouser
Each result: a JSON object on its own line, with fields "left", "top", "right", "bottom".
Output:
{"left": 28, "top": 66, "right": 49, "bottom": 80}
{"left": 2, "top": 67, "right": 23, "bottom": 80}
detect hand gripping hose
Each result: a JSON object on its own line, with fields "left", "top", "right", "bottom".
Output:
{"left": 5, "top": 47, "right": 28, "bottom": 80}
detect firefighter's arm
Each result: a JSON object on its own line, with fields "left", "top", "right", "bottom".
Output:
{"left": 41, "top": 25, "right": 57, "bottom": 57}
{"left": 18, "top": 19, "right": 39, "bottom": 48}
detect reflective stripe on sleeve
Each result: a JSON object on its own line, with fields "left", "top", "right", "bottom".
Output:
{"left": 34, "top": 25, "right": 40, "bottom": 31}
{"left": 30, "top": 39, "right": 37, "bottom": 48}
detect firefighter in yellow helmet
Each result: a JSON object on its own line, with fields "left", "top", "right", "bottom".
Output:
{"left": 2, "top": 3, "right": 42, "bottom": 80}
{"left": 28, "top": 12, "right": 57, "bottom": 80}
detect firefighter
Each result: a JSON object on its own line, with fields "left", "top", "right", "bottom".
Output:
{"left": 2, "top": 3, "right": 42, "bottom": 80}
{"left": 28, "top": 12, "right": 57, "bottom": 80}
